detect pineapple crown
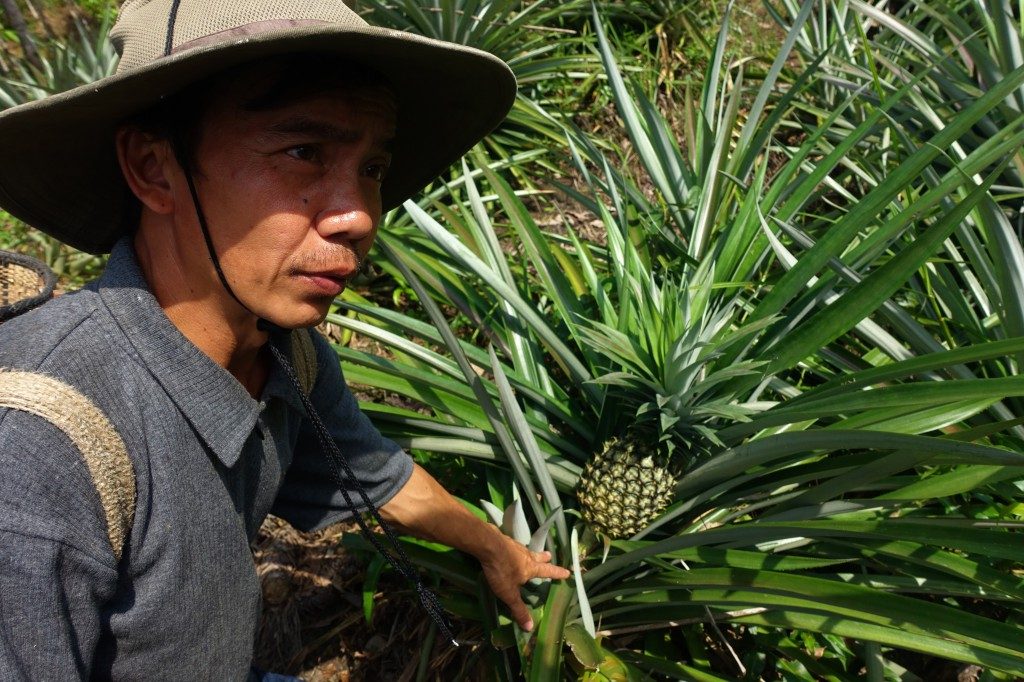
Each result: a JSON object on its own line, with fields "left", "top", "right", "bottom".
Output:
{"left": 578, "top": 261, "right": 770, "bottom": 468}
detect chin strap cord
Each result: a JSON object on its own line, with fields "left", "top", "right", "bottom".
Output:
{"left": 171, "top": 136, "right": 250, "bottom": 312}
{"left": 260, "top": 324, "right": 458, "bottom": 646}
{"left": 164, "top": 0, "right": 183, "bottom": 56}
{"left": 170, "top": 133, "right": 459, "bottom": 645}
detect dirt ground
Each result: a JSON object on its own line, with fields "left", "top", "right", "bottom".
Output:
{"left": 252, "top": 516, "right": 489, "bottom": 681}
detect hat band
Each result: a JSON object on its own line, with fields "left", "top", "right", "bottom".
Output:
{"left": 171, "top": 19, "right": 329, "bottom": 55}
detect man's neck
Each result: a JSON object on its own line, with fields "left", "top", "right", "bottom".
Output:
{"left": 164, "top": 303, "right": 271, "bottom": 398}
{"left": 132, "top": 228, "right": 270, "bottom": 398}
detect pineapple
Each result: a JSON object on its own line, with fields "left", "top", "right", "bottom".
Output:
{"left": 577, "top": 437, "right": 675, "bottom": 539}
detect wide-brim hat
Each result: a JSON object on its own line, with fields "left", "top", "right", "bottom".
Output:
{"left": 0, "top": 0, "right": 516, "bottom": 255}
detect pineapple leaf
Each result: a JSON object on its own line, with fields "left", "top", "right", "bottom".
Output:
{"left": 503, "top": 498, "right": 532, "bottom": 546}
{"left": 691, "top": 424, "right": 725, "bottom": 448}
{"left": 571, "top": 527, "right": 597, "bottom": 637}
{"left": 690, "top": 403, "right": 760, "bottom": 422}
{"left": 481, "top": 500, "right": 506, "bottom": 528}
{"left": 576, "top": 319, "right": 657, "bottom": 380}
{"left": 528, "top": 507, "right": 563, "bottom": 553}
{"left": 589, "top": 371, "right": 660, "bottom": 393}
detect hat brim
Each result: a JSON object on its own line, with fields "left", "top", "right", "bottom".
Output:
{"left": 0, "top": 24, "right": 516, "bottom": 254}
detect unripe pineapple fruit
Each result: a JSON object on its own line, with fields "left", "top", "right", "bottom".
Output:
{"left": 577, "top": 437, "right": 676, "bottom": 539}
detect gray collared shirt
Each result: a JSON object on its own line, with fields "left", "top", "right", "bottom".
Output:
{"left": 0, "top": 238, "right": 413, "bottom": 680}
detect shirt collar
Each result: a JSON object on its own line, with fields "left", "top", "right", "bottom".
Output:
{"left": 95, "top": 237, "right": 301, "bottom": 468}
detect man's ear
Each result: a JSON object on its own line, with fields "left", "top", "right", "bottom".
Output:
{"left": 115, "top": 126, "right": 177, "bottom": 215}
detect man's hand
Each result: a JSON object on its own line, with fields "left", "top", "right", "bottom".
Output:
{"left": 381, "top": 464, "right": 571, "bottom": 631}
{"left": 480, "top": 534, "right": 571, "bottom": 631}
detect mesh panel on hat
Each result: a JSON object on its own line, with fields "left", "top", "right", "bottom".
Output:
{"left": 112, "top": 0, "right": 368, "bottom": 72}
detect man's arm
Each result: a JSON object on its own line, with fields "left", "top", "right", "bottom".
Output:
{"left": 0, "top": 412, "right": 119, "bottom": 679}
{"left": 277, "top": 332, "right": 570, "bottom": 629}
{"left": 380, "top": 463, "right": 570, "bottom": 631}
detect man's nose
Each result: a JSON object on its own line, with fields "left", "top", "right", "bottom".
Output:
{"left": 314, "top": 178, "right": 379, "bottom": 243}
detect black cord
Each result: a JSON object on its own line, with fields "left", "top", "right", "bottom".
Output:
{"left": 164, "top": 0, "right": 183, "bottom": 56}
{"left": 170, "top": 136, "right": 252, "bottom": 313}
{"left": 264, "top": 337, "right": 460, "bottom": 646}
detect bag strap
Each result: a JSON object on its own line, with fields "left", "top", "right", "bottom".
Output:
{"left": 0, "top": 369, "right": 135, "bottom": 562}
{"left": 0, "top": 330, "right": 317, "bottom": 562}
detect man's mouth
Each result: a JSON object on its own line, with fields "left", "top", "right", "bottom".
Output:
{"left": 296, "top": 270, "right": 351, "bottom": 296}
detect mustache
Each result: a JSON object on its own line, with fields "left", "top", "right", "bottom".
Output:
{"left": 288, "top": 246, "right": 364, "bottom": 274}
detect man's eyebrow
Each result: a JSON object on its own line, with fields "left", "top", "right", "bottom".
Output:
{"left": 264, "top": 117, "right": 395, "bottom": 150}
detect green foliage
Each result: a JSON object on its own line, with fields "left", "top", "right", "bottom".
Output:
{"left": 349, "top": 0, "right": 603, "bottom": 176}
{"left": 754, "top": 0, "right": 1024, "bottom": 388}
{"left": 0, "top": 10, "right": 116, "bottom": 107}
{"left": 70, "top": 0, "right": 118, "bottom": 21}
{"left": 0, "top": 210, "right": 104, "bottom": 288}
{"left": 335, "top": 1, "right": 1024, "bottom": 678}
{"left": 34, "top": 0, "right": 119, "bottom": 22}
{"left": 0, "top": 10, "right": 112, "bottom": 288}
{"left": 350, "top": 0, "right": 592, "bottom": 82}
{"left": 2, "top": 0, "right": 1022, "bottom": 677}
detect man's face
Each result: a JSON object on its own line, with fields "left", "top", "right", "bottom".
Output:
{"left": 181, "top": 77, "right": 396, "bottom": 328}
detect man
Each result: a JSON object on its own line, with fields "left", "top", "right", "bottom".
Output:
{"left": 0, "top": 1, "right": 569, "bottom": 678}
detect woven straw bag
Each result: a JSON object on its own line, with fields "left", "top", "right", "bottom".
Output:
{"left": 0, "top": 249, "right": 56, "bottom": 323}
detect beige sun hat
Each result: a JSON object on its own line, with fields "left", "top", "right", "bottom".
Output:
{"left": 0, "top": 0, "right": 516, "bottom": 255}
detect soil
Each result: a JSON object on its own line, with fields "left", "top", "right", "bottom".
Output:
{"left": 253, "top": 516, "right": 488, "bottom": 681}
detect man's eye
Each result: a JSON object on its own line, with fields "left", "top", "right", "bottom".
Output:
{"left": 286, "top": 145, "right": 319, "bottom": 162}
{"left": 364, "top": 163, "right": 389, "bottom": 182}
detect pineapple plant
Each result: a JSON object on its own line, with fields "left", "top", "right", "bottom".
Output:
{"left": 574, "top": 267, "right": 768, "bottom": 539}
{"left": 330, "top": 0, "right": 1024, "bottom": 672}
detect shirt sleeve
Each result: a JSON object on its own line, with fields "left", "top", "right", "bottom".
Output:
{"left": 271, "top": 331, "right": 415, "bottom": 532}
{"left": 0, "top": 410, "right": 119, "bottom": 680}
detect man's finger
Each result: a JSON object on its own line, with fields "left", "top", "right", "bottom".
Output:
{"left": 503, "top": 592, "right": 534, "bottom": 631}
{"left": 531, "top": 562, "right": 571, "bottom": 580}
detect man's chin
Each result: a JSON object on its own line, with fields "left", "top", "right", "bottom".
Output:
{"left": 261, "top": 300, "right": 332, "bottom": 330}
